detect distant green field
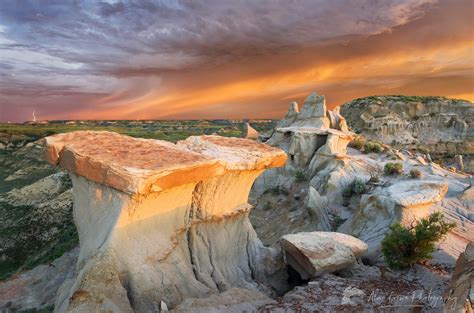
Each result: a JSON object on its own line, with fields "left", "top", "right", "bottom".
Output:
{"left": 0, "top": 119, "right": 276, "bottom": 142}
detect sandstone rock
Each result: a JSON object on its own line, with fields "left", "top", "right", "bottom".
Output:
{"left": 42, "top": 131, "right": 287, "bottom": 312}
{"left": 280, "top": 232, "right": 367, "bottom": 279}
{"left": 327, "top": 109, "right": 349, "bottom": 132}
{"left": 243, "top": 122, "right": 259, "bottom": 140}
{"left": 305, "top": 186, "right": 331, "bottom": 230}
{"left": 276, "top": 101, "right": 299, "bottom": 128}
{"left": 293, "top": 92, "right": 330, "bottom": 128}
{"left": 443, "top": 242, "right": 474, "bottom": 313}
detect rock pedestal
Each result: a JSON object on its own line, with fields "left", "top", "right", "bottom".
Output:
{"left": 43, "top": 131, "right": 286, "bottom": 312}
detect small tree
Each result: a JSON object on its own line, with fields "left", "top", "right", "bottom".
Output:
{"left": 381, "top": 212, "right": 456, "bottom": 269}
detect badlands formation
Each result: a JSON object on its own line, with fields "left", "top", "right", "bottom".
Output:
{"left": 0, "top": 92, "right": 472, "bottom": 312}
{"left": 43, "top": 131, "right": 290, "bottom": 312}
{"left": 341, "top": 96, "right": 474, "bottom": 172}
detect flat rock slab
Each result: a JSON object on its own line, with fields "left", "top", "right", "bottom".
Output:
{"left": 387, "top": 180, "right": 448, "bottom": 208}
{"left": 281, "top": 232, "right": 368, "bottom": 279}
{"left": 44, "top": 131, "right": 286, "bottom": 194}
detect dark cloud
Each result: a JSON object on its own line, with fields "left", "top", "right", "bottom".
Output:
{"left": 0, "top": 0, "right": 472, "bottom": 121}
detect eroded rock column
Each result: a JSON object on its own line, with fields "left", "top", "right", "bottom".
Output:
{"left": 43, "top": 131, "right": 286, "bottom": 312}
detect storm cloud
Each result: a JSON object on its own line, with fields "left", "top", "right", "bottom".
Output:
{"left": 0, "top": 0, "right": 472, "bottom": 121}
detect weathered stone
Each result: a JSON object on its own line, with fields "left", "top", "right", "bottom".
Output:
{"left": 42, "top": 131, "right": 287, "bottom": 312}
{"left": 280, "top": 232, "right": 367, "bottom": 279}
{"left": 243, "top": 122, "right": 259, "bottom": 140}
{"left": 293, "top": 92, "right": 330, "bottom": 128}
{"left": 443, "top": 242, "right": 473, "bottom": 313}
{"left": 276, "top": 101, "right": 299, "bottom": 128}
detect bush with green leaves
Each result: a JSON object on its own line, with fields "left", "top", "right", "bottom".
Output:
{"left": 381, "top": 212, "right": 456, "bottom": 269}
{"left": 384, "top": 162, "right": 404, "bottom": 175}
{"left": 295, "top": 169, "right": 308, "bottom": 182}
{"left": 343, "top": 178, "right": 368, "bottom": 199}
{"left": 364, "top": 141, "right": 382, "bottom": 153}
{"left": 410, "top": 169, "right": 422, "bottom": 179}
{"left": 351, "top": 136, "right": 366, "bottom": 150}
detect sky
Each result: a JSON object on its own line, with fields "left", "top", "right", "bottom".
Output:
{"left": 0, "top": 0, "right": 473, "bottom": 122}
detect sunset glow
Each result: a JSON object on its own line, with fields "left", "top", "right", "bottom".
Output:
{"left": 1, "top": 0, "right": 473, "bottom": 121}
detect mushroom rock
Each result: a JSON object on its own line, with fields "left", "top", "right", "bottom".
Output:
{"left": 293, "top": 92, "right": 330, "bottom": 128}
{"left": 443, "top": 242, "right": 473, "bottom": 313}
{"left": 276, "top": 101, "right": 300, "bottom": 128}
{"left": 280, "top": 232, "right": 368, "bottom": 279}
{"left": 338, "top": 180, "right": 449, "bottom": 261}
{"left": 43, "top": 131, "right": 287, "bottom": 312}
{"left": 253, "top": 91, "right": 354, "bottom": 196}
{"left": 243, "top": 122, "right": 260, "bottom": 140}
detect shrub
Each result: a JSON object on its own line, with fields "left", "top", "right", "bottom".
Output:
{"left": 384, "top": 162, "right": 403, "bottom": 175}
{"left": 295, "top": 169, "right": 308, "bottom": 183}
{"left": 381, "top": 212, "right": 456, "bottom": 269}
{"left": 330, "top": 214, "right": 347, "bottom": 231}
{"left": 351, "top": 136, "right": 365, "bottom": 150}
{"left": 264, "top": 186, "right": 289, "bottom": 196}
{"left": 410, "top": 169, "right": 422, "bottom": 179}
{"left": 364, "top": 141, "right": 382, "bottom": 153}
{"left": 343, "top": 178, "right": 368, "bottom": 199}
{"left": 352, "top": 179, "right": 368, "bottom": 194}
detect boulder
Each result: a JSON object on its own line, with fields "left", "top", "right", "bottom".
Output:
{"left": 43, "top": 131, "right": 287, "bottom": 312}
{"left": 443, "top": 242, "right": 474, "bottom": 313}
{"left": 280, "top": 232, "right": 368, "bottom": 279}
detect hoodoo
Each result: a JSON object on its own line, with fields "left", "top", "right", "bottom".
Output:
{"left": 43, "top": 131, "right": 286, "bottom": 312}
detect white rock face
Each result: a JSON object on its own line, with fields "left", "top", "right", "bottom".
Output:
{"left": 293, "top": 92, "right": 330, "bottom": 128}
{"left": 42, "top": 131, "right": 287, "bottom": 312}
{"left": 280, "top": 232, "right": 367, "bottom": 279}
{"left": 276, "top": 101, "right": 299, "bottom": 128}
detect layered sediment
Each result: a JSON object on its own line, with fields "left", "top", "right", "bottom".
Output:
{"left": 43, "top": 131, "right": 286, "bottom": 312}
